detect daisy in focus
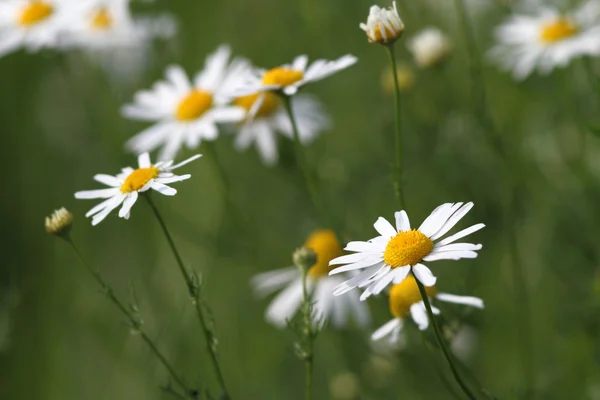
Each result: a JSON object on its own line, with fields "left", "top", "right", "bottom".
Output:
{"left": 407, "top": 27, "right": 452, "bottom": 69}
{"left": 489, "top": 0, "right": 600, "bottom": 80}
{"left": 234, "top": 54, "right": 357, "bottom": 97}
{"left": 251, "top": 230, "right": 370, "bottom": 328}
{"left": 227, "top": 63, "right": 330, "bottom": 165}
{"left": 0, "top": 0, "right": 69, "bottom": 57}
{"left": 74, "top": 152, "right": 201, "bottom": 226}
{"left": 329, "top": 202, "right": 484, "bottom": 300}
{"left": 360, "top": 2, "right": 404, "bottom": 44}
{"left": 122, "top": 45, "right": 245, "bottom": 160}
{"left": 371, "top": 275, "right": 484, "bottom": 344}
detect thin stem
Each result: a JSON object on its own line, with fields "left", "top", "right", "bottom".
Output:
{"left": 415, "top": 276, "right": 477, "bottom": 400}
{"left": 299, "top": 264, "right": 314, "bottom": 400}
{"left": 144, "top": 195, "right": 231, "bottom": 400}
{"left": 65, "top": 238, "right": 195, "bottom": 399}
{"left": 282, "top": 95, "right": 338, "bottom": 236}
{"left": 385, "top": 45, "right": 407, "bottom": 210}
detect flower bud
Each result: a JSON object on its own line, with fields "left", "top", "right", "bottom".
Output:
{"left": 359, "top": 2, "right": 404, "bottom": 44}
{"left": 45, "top": 208, "right": 73, "bottom": 237}
{"left": 293, "top": 247, "right": 317, "bottom": 272}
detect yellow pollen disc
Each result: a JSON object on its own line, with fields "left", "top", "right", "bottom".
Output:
{"left": 120, "top": 167, "right": 159, "bottom": 193}
{"left": 383, "top": 230, "right": 434, "bottom": 268}
{"left": 305, "top": 229, "right": 343, "bottom": 278}
{"left": 540, "top": 19, "right": 578, "bottom": 43}
{"left": 19, "top": 2, "right": 54, "bottom": 26}
{"left": 175, "top": 90, "right": 213, "bottom": 121}
{"left": 371, "top": 24, "right": 397, "bottom": 43}
{"left": 389, "top": 275, "right": 437, "bottom": 317}
{"left": 262, "top": 68, "right": 304, "bottom": 87}
{"left": 233, "top": 92, "right": 281, "bottom": 118}
{"left": 91, "top": 8, "right": 112, "bottom": 30}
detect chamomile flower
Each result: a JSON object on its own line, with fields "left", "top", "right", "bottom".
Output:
{"left": 0, "top": 0, "right": 69, "bottom": 57}
{"left": 74, "top": 152, "right": 200, "bottom": 226}
{"left": 489, "top": 0, "right": 600, "bottom": 80}
{"left": 329, "top": 202, "right": 484, "bottom": 300}
{"left": 407, "top": 27, "right": 452, "bottom": 69}
{"left": 235, "top": 54, "right": 357, "bottom": 97}
{"left": 371, "top": 275, "right": 484, "bottom": 344}
{"left": 360, "top": 2, "right": 404, "bottom": 44}
{"left": 251, "top": 230, "right": 370, "bottom": 328}
{"left": 122, "top": 45, "right": 245, "bottom": 160}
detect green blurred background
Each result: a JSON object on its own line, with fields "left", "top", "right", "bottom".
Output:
{"left": 2, "top": 0, "right": 600, "bottom": 399}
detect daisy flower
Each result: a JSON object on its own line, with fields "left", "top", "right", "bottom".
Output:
{"left": 329, "top": 202, "right": 484, "bottom": 301}
{"left": 234, "top": 54, "right": 357, "bottom": 97}
{"left": 74, "top": 152, "right": 201, "bottom": 226}
{"left": 407, "top": 27, "right": 452, "bottom": 69}
{"left": 359, "top": 2, "right": 404, "bottom": 44}
{"left": 226, "top": 63, "right": 329, "bottom": 165}
{"left": 371, "top": 275, "right": 484, "bottom": 344}
{"left": 489, "top": 0, "right": 600, "bottom": 80}
{"left": 0, "top": 0, "right": 69, "bottom": 57}
{"left": 122, "top": 45, "right": 246, "bottom": 160}
{"left": 251, "top": 230, "right": 370, "bottom": 328}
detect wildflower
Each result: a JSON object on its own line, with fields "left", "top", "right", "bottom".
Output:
{"left": 234, "top": 54, "right": 357, "bottom": 97}
{"left": 122, "top": 45, "right": 245, "bottom": 160}
{"left": 45, "top": 207, "right": 73, "bottom": 236}
{"left": 371, "top": 275, "right": 483, "bottom": 343}
{"left": 74, "top": 152, "right": 200, "bottom": 226}
{"left": 408, "top": 27, "right": 452, "bottom": 68}
{"left": 251, "top": 230, "right": 370, "bottom": 328}
{"left": 329, "top": 202, "right": 484, "bottom": 300}
{"left": 0, "top": 0, "right": 69, "bottom": 57}
{"left": 489, "top": 0, "right": 600, "bottom": 80}
{"left": 360, "top": 2, "right": 404, "bottom": 44}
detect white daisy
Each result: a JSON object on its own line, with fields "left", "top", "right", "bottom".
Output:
{"left": 489, "top": 0, "right": 600, "bottom": 80}
{"left": 234, "top": 54, "right": 357, "bottom": 97}
{"left": 251, "top": 230, "right": 370, "bottom": 329}
{"left": 359, "top": 2, "right": 404, "bottom": 44}
{"left": 122, "top": 45, "right": 246, "bottom": 160}
{"left": 0, "top": 0, "right": 69, "bottom": 57}
{"left": 329, "top": 202, "right": 485, "bottom": 301}
{"left": 230, "top": 70, "right": 329, "bottom": 164}
{"left": 74, "top": 152, "right": 201, "bottom": 226}
{"left": 371, "top": 275, "right": 484, "bottom": 344}
{"left": 407, "top": 27, "right": 452, "bottom": 69}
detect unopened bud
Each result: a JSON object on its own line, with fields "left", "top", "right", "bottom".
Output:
{"left": 45, "top": 208, "right": 73, "bottom": 237}
{"left": 293, "top": 247, "right": 317, "bottom": 271}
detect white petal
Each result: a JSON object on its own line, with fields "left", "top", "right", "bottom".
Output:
{"left": 395, "top": 210, "right": 410, "bottom": 232}
{"left": 329, "top": 252, "right": 377, "bottom": 266}
{"left": 251, "top": 267, "right": 299, "bottom": 297}
{"left": 436, "top": 293, "right": 484, "bottom": 309}
{"left": 418, "top": 203, "right": 462, "bottom": 237}
{"left": 91, "top": 195, "right": 125, "bottom": 226}
{"left": 373, "top": 217, "right": 397, "bottom": 238}
{"left": 328, "top": 256, "right": 382, "bottom": 275}
{"left": 371, "top": 318, "right": 402, "bottom": 341}
{"left": 93, "top": 174, "right": 121, "bottom": 187}
{"left": 331, "top": 263, "right": 385, "bottom": 295}
{"left": 138, "top": 152, "right": 151, "bottom": 168}
{"left": 118, "top": 192, "right": 138, "bottom": 218}
{"left": 344, "top": 240, "right": 385, "bottom": 253}
{"left": 430, "top": 202, "right": 475, "bottom": 241}
{"left": 434, "top": 243, "right": 482, "bottom": 252}
{"left": 412, "top": 264, "right": 437, "bottom": 287}
{"left": 392, "top": 265, "right": 411, "bottom": 283}
{"left": 265, "top": 279, "right": 303, "bottom": 328}
{"left": 150, "top": 182, "right": 177, "bottom": 196}
{"left": 437, "top": 223, "right": 485, "bottom": 246}
{"left": 75, "top": 188, "right": 119, "bottom": 199}
{"left": 410, "top": 302, "right": 429, "bottom": 330}
{"left": 422, "top": 250, "right": 478, "bottom": 262}
{"left": 166, "top": 154, "right": 202, "bottom": 171}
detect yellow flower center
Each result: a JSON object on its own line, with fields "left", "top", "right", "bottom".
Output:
{"left": 372, "top": 24, "right": 397, "bottom": 43}
{"left": 175, "top": 90, "right": 213, "bottom": 121}
{"left": 305, "top": 230, "right": 343, "bottom": 278}
{"left": 383, "top": 230, "right": 434, "bottom": 268}
{"left": 120, "top": 167, "right": 159, "bottom": 193}
{"left": 262, "top": 68, "right": 304, "bottom": 87}
{"left": 233, "top": 92, "right": 281, "bottom": 118}
{"left": 539, "top": 19, "right": 578, "bottom": 43}
{"left": 19, "top": 2, "right": 54, "bottom": 26}
{"left": 389, "top": 275, "right": 437, "bottom": 317}
{"left": 91, "top": 8, "right": 112, "bottom": 30}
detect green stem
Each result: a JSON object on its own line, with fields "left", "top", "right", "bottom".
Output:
{"left": 282, "top": 95, "right": 336, "bottom": 234}
{"left": 144, "top": 195, "right": 231, "bottom": 400}
{"left": 385, "top": 45, "right": 407, "bottom": 210}
{"left": 299, "top": 263, "right": 314, "bottom": 400}
{"left": 65, "top": 238, "right": 196, "bottom": 399}
{"left": 415, "top": 276, "right": 477, "bottom": 400}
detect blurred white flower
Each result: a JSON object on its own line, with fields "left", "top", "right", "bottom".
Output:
{"left": 371, "top": 275, "right": 484, "bottom": 344}
{"left": 74, "top": 152, "right": 200, "bottom": 225}
{"left": 359, "top": 2, "right": 404, "bottom": 44}
{"left": 329, "top": 202, "right": 484, "bottom": 300}
{"left": 489, "top": 0, "right": 600, "bottom": 79}
{"left": 408, "top": 27, "right": 452, "bottom": 68}
{"left": 225, "top": 60, "right": 329, "bottom": 165}
{"left": 251, "top": 230, "right": 370, "bottom": 329}
{"left": 122, "top": 45, "right": 245, "bottom": 160}
{"left": 0, "top": 0, "right": 70, "bottom": 57}
{"left": 235, "top": 54, "right": 357, "bottom": 96}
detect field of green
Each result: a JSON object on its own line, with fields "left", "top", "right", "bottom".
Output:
{"left": 2, "top": 0, "right": 600, "bottom": 399}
